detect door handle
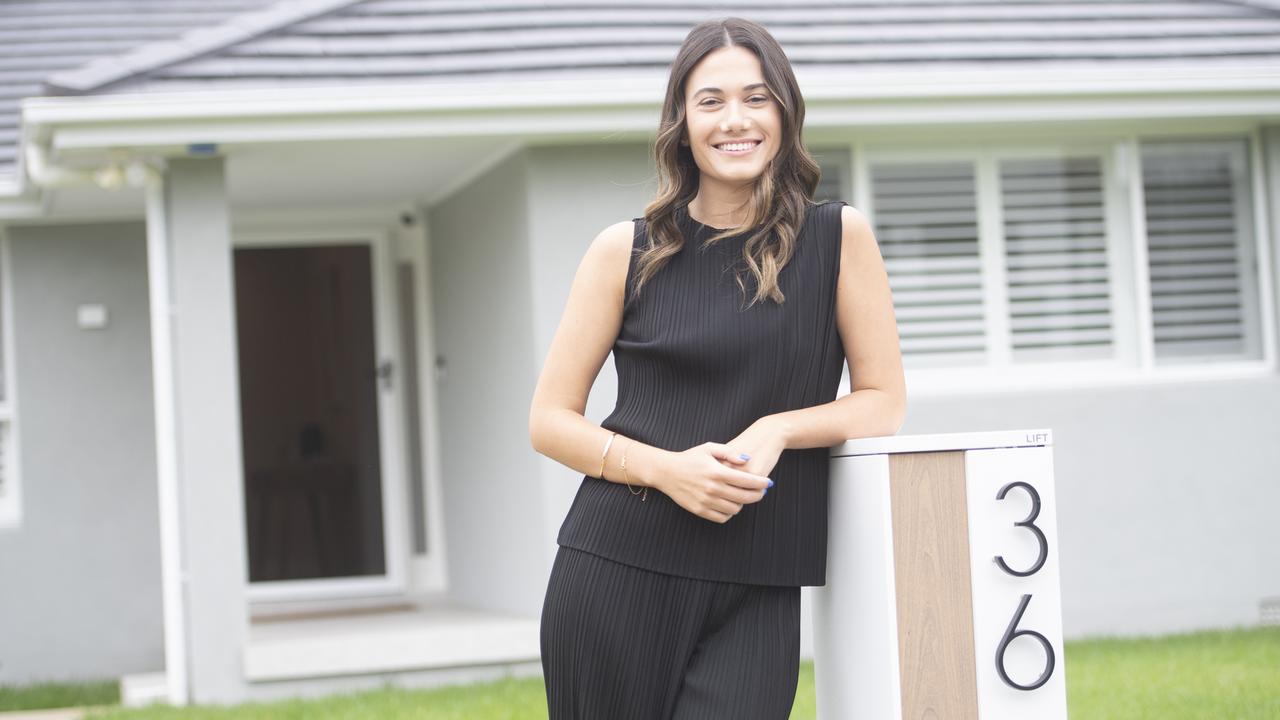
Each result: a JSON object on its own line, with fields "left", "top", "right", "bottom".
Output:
{"left": 376, "top": 359, "right": 393, "bottom": 391}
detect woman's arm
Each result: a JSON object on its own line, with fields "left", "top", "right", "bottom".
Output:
{"left": 528, "top": 220, "right": 663, "bottom": 485}
{"left": 529, "top": 220, "right": 771, "bottom": 523}
{"left": 727, "top": 204, "right": 907, "bottom": 459}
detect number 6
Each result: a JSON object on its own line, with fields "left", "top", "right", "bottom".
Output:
{"left": 995, "top": 593, "right": 1056, "bottom": 691}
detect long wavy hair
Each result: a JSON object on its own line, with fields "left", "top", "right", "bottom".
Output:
{"left": 633, "top": 17, "right": 822, "bottom": 310}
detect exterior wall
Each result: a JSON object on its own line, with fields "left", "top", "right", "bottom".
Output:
{"left": 428, "top": 149, "right": 548, "bottom": 617}
{"left": 164, "top": 156, "right": 250, "bottom": 704}
{"left": 901, "top": 379, "right": 1280, "bottom": 639}
{"left": 518, "top": 139, "right": 1280, "bottom": 656}
{"left": 524, "top": 142, "right": 658, "bottom": 572}
{"left": 0, "top": 221, "right": 163, "bottom": 684}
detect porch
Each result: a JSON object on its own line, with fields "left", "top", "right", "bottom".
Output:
{"left": 121, "top": 595, "right": 541, "bottom": 706}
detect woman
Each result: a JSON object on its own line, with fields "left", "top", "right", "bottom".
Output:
{"left": 528, "top": 17, "right": 906, "bottom": 720}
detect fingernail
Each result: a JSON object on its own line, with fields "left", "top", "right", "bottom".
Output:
{"left": 763, "top": 488, "right": 768, "bottom": 496}
{"left": 767, "top": 479, "right": 774, "bottom": 488}
{"left": 739, "top": 453, "right": 751, "bottom": 460}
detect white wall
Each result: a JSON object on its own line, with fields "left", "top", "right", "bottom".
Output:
{"left": 0, "top": 221, "right": 164, "bottom": 684}
{"left": 524, "top": 142, "right": 660, "bottom": 575}
{"left": 428, "top": 149, "right": 549, "bottom": 617}
{"left": 902, "top": 377, "right": 1280, "bottom": 638}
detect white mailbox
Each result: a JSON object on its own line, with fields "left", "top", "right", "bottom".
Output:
{"left": 813, "top": 429, "right": 1068, "bottom": 720}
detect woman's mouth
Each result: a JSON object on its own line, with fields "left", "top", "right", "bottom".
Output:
{"left": 713, "top": 140, "right": 761, "bottom": 156}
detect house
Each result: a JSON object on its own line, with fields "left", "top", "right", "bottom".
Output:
{"left": 1, "top": 0, "right": 1278, "bottom": 708}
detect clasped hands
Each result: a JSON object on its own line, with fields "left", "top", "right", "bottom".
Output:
{"left": 653, "top": 417, "right": 784, "bottom": 524}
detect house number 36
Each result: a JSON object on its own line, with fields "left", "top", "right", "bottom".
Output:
{"left": 993, "top": 481, "right": 1056, "bottom": 691}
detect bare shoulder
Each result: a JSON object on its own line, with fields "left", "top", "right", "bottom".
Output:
{"left": 839, "top": 204, "right": 874, "bottom": 242}
{"left": 585, "top": 219, "right": 635, "bottom": 273}
{"left": 576, "top": 219, "right": 636, "bottom": 307}
{"left": 838, "top": 205, "right": 881, "bottom": 259}
{"left": 592, "top": 219, "right": 636, "bottom": 255}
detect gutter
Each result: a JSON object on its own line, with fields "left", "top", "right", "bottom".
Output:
{"left": 16, "top": 62, "right": 1280, "bottom": 165}
{"left": 23, "top": 140, "right": 163, "bottom": 190}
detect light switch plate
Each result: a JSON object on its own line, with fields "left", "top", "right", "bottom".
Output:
{"left": 77, "top": 304, "right": 108, "bottom": 329}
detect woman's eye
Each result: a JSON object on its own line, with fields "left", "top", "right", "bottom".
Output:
{"left": 699, "top": 98, "right": 720, "bottom": 107}
{"left": 749, "top": 95, "right": 769, "bottom": 103}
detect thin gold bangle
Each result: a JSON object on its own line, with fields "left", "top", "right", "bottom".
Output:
{"left": 598, "top": 431, "right": 617, "bottom": 479}
{"left": 622, "top": 439, "right": 646, "bottom": 501}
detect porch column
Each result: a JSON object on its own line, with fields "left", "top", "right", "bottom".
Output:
{"left": 146, "top": 155, "right": 249, "bottom": 705}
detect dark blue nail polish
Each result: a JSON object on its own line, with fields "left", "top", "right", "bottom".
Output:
{"left": 767, "top": 479, "right": 774, "bottom": 488}
{"left": 739, "top": 453, "right": 751, "bottom": 460}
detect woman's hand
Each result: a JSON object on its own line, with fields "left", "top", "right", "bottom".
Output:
{"left": 654, "top": 442, "right": 774, "bottom": 524}
{"left": 716, "top": 418, "right": 787, "bottom": 481}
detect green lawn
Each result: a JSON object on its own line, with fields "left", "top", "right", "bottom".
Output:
{"left": 1, "top": 625, "right": 1274, "bottom": 719}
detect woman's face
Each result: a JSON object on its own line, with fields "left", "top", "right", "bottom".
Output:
{"left": 682, "top": 45, "right": 782, "bottom": 188}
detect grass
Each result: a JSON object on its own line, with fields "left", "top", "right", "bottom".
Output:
{"left": 0, "top": 679, "right": 117, "bottom": 712}
{"left": 0, "top": 626, "right": 1273, "bottom": 719}
{"left": 1062, "top": 625, "right": 1280, "bottom": 720}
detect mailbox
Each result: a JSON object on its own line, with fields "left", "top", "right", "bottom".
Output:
{"left": 813, "top": 429, "right": 1068, "bottom": 719}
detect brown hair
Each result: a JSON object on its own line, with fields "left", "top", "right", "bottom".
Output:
{"left": 632, "top": 17, "right": 821, "bottom": 309}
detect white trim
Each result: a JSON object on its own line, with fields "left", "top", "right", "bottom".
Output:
{"left": 20, "top": 61, "right": 1280, "bottom": 121}
{"left": 242, "top": 604, "right": 540, "bottom": 682}
{"left": 976, "top": 153, "right": 1011, "bottom": 365}
{"left": 233, "top": 224, "right": 412, "bottom": 607}
{"left": 422, "top": 141, "right": 522, "bottom": 208}
{"left": 0, "top": 229, "right": 24, "bottom": 532}
{"left": 831, "top": 428, "right": 1053, "bottom": 457}
{"left": 1103, "top": 139, "right": 1141, "bottom": 369}
{"left": 905, "top": 359, "right": 1275, "bottom": 398}
{"left": 1126, "top": 134, "right": 1158, "bottom": 370}
{"left": 142, "top": 167, "right": 191, "bottom": 706}
{"left": 1247, "top": 125, "right": 1278, "bottom": 368}
{"left": 397, "top": 205, "right": 449, "bottom": 595}
{"left": 14, "top": 66, "right": 1280, "bottom": 167}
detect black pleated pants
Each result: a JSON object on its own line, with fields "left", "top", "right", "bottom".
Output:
{"left": 540, "top": 545, "right": 801, "bottom": 720}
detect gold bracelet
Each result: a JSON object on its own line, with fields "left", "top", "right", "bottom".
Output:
{"left": 598, "top": 431, "right": 617, "bottom": 479}
{"left": 622, "top": 439, "right": 646, "bottom": 501}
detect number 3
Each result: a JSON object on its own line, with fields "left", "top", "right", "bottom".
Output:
{"left": 994, "top": 481, "right": 1048, "bottom": 577}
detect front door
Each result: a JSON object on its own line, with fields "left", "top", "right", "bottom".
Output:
{"left": 233, "top": 239, "right": 405, "bottom": 599}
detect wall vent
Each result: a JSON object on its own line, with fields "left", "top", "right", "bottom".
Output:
{"left": 1260, "top": 596, "right": 1280, "bottom": 626}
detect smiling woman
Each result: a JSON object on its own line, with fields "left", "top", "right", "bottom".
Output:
{"left": 528, "top": 15, "right": 905, "bottom": 720}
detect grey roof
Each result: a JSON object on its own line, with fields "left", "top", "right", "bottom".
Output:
{"left": 8, "top": 0, "right": 1280, "bottom": 179}
{"left": 0, "top": 0, "right": 281, "bottom": 176}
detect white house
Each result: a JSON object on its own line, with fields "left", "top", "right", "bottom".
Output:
{"left": 1, "top": 0, "right": 1278, "bottom": 708}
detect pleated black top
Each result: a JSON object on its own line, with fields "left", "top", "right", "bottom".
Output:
{"left": 555, "top": 199, "right": 849, "bottom": 586}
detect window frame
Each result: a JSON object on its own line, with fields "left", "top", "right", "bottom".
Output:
{"left": 844, "top": 129, "right": 1275, "bottom": 397}
{"left": 0, "top": 227, "right": 23, "bottom": 530}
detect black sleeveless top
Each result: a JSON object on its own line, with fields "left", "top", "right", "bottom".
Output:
{"left": 555, "top": 199, "right": 848, "bottom": 586}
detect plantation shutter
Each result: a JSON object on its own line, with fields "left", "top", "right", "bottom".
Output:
{"left": 0, "top": 257, "right": 12, "bottom": 529}
{"left": 1141, "top": 140, "right": 1260, "bottom": 361}
{"left": 870, "top": 160, "right": 985, "bottom": 367}
{"left": 1000, "top": 155, "right": 1114, "bottom": 362}
{"left": 813, "top": 157, "right": 844, "bottom": 203}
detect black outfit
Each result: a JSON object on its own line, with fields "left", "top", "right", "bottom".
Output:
{"left": 541, "top": 200, "right": 848, "bottom": 719}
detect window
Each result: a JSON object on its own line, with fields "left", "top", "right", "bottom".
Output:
{"left": 868, "top": 158, "right": 986, "bottom": 368}
{"left": 811, "top": 148, "right": 848, "bottom": 203}
{"left": 0, "top": 230, "right": 20, "bottom": 530}
{"left": 859, "top": 136, "right": 1267, "bottom": 382}
{"left": 1001, "top": 155, "right": 1114, "bottom": 363}
{"left": 1141, "top": 139, "right": 1263, "bottom": 363}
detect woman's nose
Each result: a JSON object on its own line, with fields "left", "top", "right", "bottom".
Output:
{"left": 720, "top": 103, "right": 752, "bottom": 132}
